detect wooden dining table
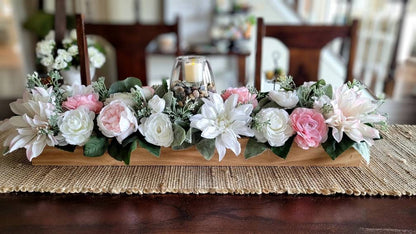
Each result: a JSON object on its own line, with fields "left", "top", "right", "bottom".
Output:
{"left": 0, "top": 98, "right": 415, "bottom": 233}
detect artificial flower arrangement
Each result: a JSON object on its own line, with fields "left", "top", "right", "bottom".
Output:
{"left": 0, "top": 71, "right": 387, "bottom": 165}
{"left": 36, "top": 29, "right": 106, "bottom": 72}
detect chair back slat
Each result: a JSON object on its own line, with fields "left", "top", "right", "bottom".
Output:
{"left": 54, "top": 0, "right": 66, "bottom": 48}
{"left": 76, "top": 14, "right": 91, "bottom": 86}
{"left": 84, "top": 18, "right": 181, "bottom": 85}
{"left": 254, "top": 18, "right": 358, "bottom": 90}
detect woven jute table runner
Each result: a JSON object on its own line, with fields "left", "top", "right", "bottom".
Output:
{"left": 0, "top": 125, "right": 414, "bottom": 196}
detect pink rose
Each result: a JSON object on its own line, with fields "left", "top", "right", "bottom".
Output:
{"left": 63, "top": 94, "right": 103, "bottom": 114}
{"left": 290, "top": 108, "right": 328, "bottom": 150}
{"left": 97, "top": 100, "right": 138, "bottom": 143}
{"left": 221, "top": 87, "right": 258, "bottom": 108}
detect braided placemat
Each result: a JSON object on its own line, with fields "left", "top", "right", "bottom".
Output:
{"left": 0, "top": 125, "right": 415, "bottom": 196}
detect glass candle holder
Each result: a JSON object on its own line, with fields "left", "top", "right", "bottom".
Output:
{"left": 170, "top": 56, "right": 216, "bottom": 102}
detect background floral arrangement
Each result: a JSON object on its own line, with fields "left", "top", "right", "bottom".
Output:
{"left": 0, "top": 73, "right": 386, "bottom": 165}
{"left": 36, "top": 29, "right": 106, "bottom": 71}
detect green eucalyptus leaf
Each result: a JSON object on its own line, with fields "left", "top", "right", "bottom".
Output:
{"left": 83, "top": 136, "right": 108, "bottom": 157}
{"left": 56, "top": 144, "right": 77, "bottom": 153}
{"left": 262, "top": 101, "right": 279, "bottom": 109}
{"left": 244, "top": 138, "right": 269, "bottom": 159}
{"left": 138, "top": 139, "right": 160, "bottom": 157}
{"left": 108, "top": 140, "right": 123, "bottom": 161}
{"left": 121, "top": 134, "right": 138, "bottom": 147}
{"left": 172, "top": 124, "right": 186, "bottom": 147}
{"left": 253, "top": 97, "right": 270, "bottom": 114}
{"left": 321, "top": 129, "right": 356, "bottom": 160}
{"left": 108, "top": 77, "right": 142, "bottom": 94}
{"left": 196, "top": 138, "right": 216, "bottom": 160}
{"left": 270, "top": 136, "right": 295, "bottom": 159}
{"left": 120, "top": 140, "right": 137, "bottom": 165}
{"left": 163, "top": 91, "right": 174, "bottom": 110}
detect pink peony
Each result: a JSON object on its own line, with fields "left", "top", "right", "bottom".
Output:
{"left": 221, "top": 87, "right": 258, "bottom": 108}
{"left": 97, "top": 100, "right": 138, "bottom": 143}
{"left": 62, "top": 94, "right": 103, "bottom": 114}
{"left": 290, "top": 108, "right": 328, "bottom": 150}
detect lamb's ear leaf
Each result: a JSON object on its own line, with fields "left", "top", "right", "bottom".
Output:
{"left": 108, "top": 77, "right": 142, "bottom": 94}
{"left": 172, "top": 124, "right": 186, "bottom": 147}
{"left": 196, "top": 138, "right": 216, "bottom": 160}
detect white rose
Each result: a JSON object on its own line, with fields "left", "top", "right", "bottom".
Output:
{"left": 97, "top": 100, "right": 138, "bottom": 143}
{"left": 59, "top": 107, "right": 95, "bottom": 145}
{"left": 269, "top": 89, "right": 299, "bottom": 109}
{"left": 139, "top": 112, "right": 173, "bottom": 147}
{"left": 104, "top": 93, "right": 136, "bottom": 107}
{"left": 254, "top": 108, "right": 294, "bottom": 147}
{"left": 148, "top": 95, "right": 165, "bottom": 113}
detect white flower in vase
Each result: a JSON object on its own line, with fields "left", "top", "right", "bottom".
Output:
{"left": 88, "top": 47, "right": 106, "bottom": 68}
{"left": 67, "top": 45, "right": 79, "bottom": 56}
{"left": 35, "top": 29, "right": 106, "bottom": 85}
{"left": 190, "top": 93, "right": 254, "bottom": 161}
{"left": 253, "top": 108, "right": 294, "bottom": 147}
{"left": 36, "top": 40, "right": 55, "bottom": 58}
{"left": 59, "top": 107, "right": 95, "bottom": 146}
{"left": 325, "top": 84, "right": 386, "bottom": 146}
{"left": 60, "top": 66, "right": 96, "bottom": 86}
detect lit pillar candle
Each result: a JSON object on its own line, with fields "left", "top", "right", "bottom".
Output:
{"left": 184, "top": 60, "right": 203, "bottom": 83}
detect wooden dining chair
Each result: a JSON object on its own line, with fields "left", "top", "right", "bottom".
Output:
{"left": 84, "top": 18, "right": 181, "bottom": 86}
{"left": 254, "top": 18, "right": 358, "bottom": 90}
{"left": 76, "top": 14, "right": 92, "bottom": 86}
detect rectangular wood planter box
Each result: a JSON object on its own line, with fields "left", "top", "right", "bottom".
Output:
{"left": 32, "top": 138, "right": 364, "bottom": 167}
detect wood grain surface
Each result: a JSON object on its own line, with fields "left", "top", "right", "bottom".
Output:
{"left": 0, "top": 193, "right": 414, "bottom": 233}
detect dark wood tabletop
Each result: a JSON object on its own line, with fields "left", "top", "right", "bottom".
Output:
{"left": 0, "top": 193, "right": 414, "bottom": 233}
